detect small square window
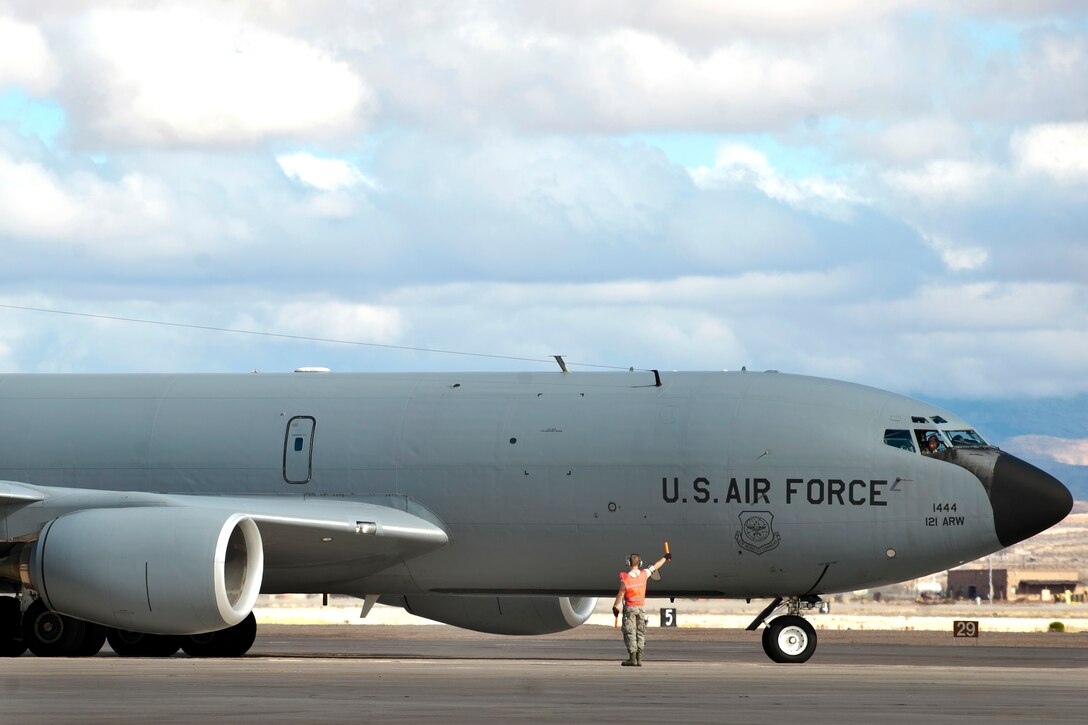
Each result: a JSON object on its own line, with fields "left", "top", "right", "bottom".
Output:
{"left": 294, "top": 437, "right": 304, "bottom": 452}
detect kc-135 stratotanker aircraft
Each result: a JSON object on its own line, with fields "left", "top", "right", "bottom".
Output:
{"left": 0, "top": 369, "right": 1073, "bottom": 662}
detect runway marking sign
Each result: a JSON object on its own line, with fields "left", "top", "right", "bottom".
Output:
{"left": 660, "top": 608, "right": 677, "bottom": 627}
{"left": 953, "top": 620, "right": 979, "bottom": 638}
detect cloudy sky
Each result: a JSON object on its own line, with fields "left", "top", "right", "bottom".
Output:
{"left": 0, "top": 2, "right": 1085, "bottom": 490}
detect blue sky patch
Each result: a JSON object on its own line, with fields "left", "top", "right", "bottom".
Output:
{"left": 0, "top": 90, "right": 65, "bottom": 148}
{"left": 623, "top": 127, "right": 850, "bottom": 181}
{"left": 960, "top": 19, "right": 1022, "bottom": 59}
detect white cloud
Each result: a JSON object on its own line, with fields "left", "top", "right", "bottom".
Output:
{"left": 376, "top": 268, "right": 885, "bottom": 373}
{"left": 0, "top": 15, "right": 59, "bottom": 94}
{"left": 829, "top": 280, "right": 1088, "bottom": 397}
{"left": 962, "top": 24, "right": 1088, "bottom": 126}
{"left": 6, "top": 2, "right": 1085, "bottom": 143}
{"left": 920, "top": 232, "right": 989, "bottom": 272}
{"left": 557, "top": 26, "right": 920, "bottom": 132}
{"left": 255, "top": 300, "right": 404, "bottom": 346}
{"left": 276, "top": 153, "right": 375, "bottom": 192}
{"left": 592, "top": 29, "right": 816, "bottom": 116}
{"left": 284, "top": 6, "right": 927, "bottom": 134}
{"left": 855, "top": 116, "right": 974, "bottom": 165}
{"left": 894, "top": 329, "right": 1088, "bottom": 398}
{"left": 1, "top": 262, "right": 1086, "bottom": 399}
{"left": 394, "top": 270, "right": 856, "bottom": 311}
{"left": 0, "top": 294, "right": 406, "bottom": 374}
{"left": 1012, "top": 122, "right": 1088, "bottom": 181}
{"left": 691, "top": 144, "right": 864, "bottom": 220}
{"left": 882, "top": 160, "right": 1000, "bottom": 204}
{"left": 296, "top": 193, "right": 363, "bottom": 220}
{"left": 380, "top": 134, "right": 685, "bottom": 237}
{"left": 1005, "top": 435, "right": 1088, "bottom": 466}
{"left": 76, "top": 6, "right": 369, "bottom": 145}
{"left": 383, "top": 281, "right": 747, "bottom": 371}
{"left": 0, "top": 2, "right": 1085, "bottom": 406}
{"left": 869, "top": 281, "right": 1084, "bottom": 330}
{"left": 0, "top": 152, "right": 171, "bottom": 243}
{"left": 509, "top": 2, "right": 912, "bottom": 43}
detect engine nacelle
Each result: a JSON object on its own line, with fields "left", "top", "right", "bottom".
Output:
{"left": 398, "top": 594, "right": 597, "bottom": 635}
{"left": 28, "top": 507, "right": 263, "bottom": 634}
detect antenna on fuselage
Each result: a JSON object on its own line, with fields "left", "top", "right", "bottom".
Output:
{"left": 553, "top": 355, "right": 569, "bottom": 374}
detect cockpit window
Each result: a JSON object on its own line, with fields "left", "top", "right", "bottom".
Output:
{"left": 883, "top": 429, "right": 917, "bottom": 452}
{"left": 886, "top": 425, "right": 988, "bottom": 454}
{"left": 916, "top": 429, "right": 949, "bottom": 455}
{"left": 946, "top": 429, "right": 988, "bottom": 447}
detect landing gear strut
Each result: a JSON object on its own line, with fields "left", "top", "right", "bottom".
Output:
{"left": 0, "top": 596, "right": 26, "bottom": 657}
{"left": 749, "top": 596, "right": 819, "bottom": 663}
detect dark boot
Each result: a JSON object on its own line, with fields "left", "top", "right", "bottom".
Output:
{"left": 621, "top": 652, "right": 637, "bottom": 666}
{"left": 635, "top": 650, "right": 643, "bottom": 666}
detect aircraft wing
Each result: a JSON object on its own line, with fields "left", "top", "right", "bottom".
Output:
{"left": 190, "top": 496, "right": 450, "bottom": 590}
{"left": 0, "top": 483, "right": 449, "bottom": 592}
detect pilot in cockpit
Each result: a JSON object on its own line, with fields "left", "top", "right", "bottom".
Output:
{"left": 923, "top": 435, "right": 941, "bottom": 455}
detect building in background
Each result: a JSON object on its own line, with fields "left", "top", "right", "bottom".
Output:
{"left": 947, "top": 567, "right": 1083, "bottom": 602}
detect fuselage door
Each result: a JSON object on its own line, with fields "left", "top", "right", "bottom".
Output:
{"left": 283, "top": 416, "right": 316, "bottom": 484}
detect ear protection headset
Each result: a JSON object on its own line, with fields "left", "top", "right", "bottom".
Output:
{"left": 626, "top": 553, "right": 639, "bottom": 568}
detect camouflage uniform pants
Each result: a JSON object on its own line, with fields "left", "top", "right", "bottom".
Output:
{"left": 622, "top": 606, "right": 646, "bottom": 655}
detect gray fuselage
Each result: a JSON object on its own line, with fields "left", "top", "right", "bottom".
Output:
{"left": 0, "top": 370, "right": 1071, "bottom": 600}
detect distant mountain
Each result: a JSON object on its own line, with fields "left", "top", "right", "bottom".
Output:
{"left": 930, "top": 395, "right": 1088, "bottom": 440}
{"left": 1036, "top": 463, "right": 1088, "bottom": 500}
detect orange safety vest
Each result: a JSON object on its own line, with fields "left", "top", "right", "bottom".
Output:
{"left": 620, "top": 569, "right": 649, "bottom": 607}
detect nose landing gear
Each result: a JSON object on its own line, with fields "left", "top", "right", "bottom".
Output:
{"left": 762, "top": 614, "right": 817, "bottom": 663}
{"left": 748, "top": 595, "right": 819, "bottom": 663}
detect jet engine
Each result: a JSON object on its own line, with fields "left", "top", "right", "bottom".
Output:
{"left": 393, "top": 594, "right": 597, "bottom": 635}
{"left": 21, "top": 507, "right": 263, "bottom": 635}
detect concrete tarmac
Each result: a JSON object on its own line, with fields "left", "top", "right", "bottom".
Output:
{"left": 2, "top": 625, "right": 1086, "bottom": 723}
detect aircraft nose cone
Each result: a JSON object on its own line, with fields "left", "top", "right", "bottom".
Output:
{"left": 989, "top": 452, "right": 1073, "bottom": 548}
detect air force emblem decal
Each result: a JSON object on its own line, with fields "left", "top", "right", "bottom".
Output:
{"left": 736, "top": 511, "right": 781, "bottom": 555}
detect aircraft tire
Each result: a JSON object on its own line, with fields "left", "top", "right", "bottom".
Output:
{"left": 106, "top": 628, "right": 181, "bottom": 657}
{"left": 22, "top": 600, "right": 87, "bottom": 657}
{"left": 182, "top": 612, "right": 257, "bottom": 658}
{"left": 760, "top": 623, "right": 776, "bottom": 660}
{"left": 75, "top": 623, "right": 107, "bottom": 657}
{"left": 0, "top": 597, "right": 27, "bottom": 657}
{"left": 762, "top": 615, "right": 816, "bottom": 664}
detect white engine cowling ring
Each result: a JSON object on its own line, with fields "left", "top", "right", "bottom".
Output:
{"left": 30, "top": 507, "right": 263, "bottom": 635}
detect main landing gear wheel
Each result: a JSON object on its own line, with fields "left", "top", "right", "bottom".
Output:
{"left": 761, "top": 615, "right": 817, "bottom": 663}
{"left": 75, "top": 623, "right": 107, "bottom": 657}
{"left": 107, "top": 629, "right": 181, "bottom": 657}
{"left": 182, "top": 613, "right": 257, "bottom": 658}
{"left": 22, "top": 600, "right": 88, "bottom": 657}
{"left": 0, "top": 597, "right": 27, "bottom": 657}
